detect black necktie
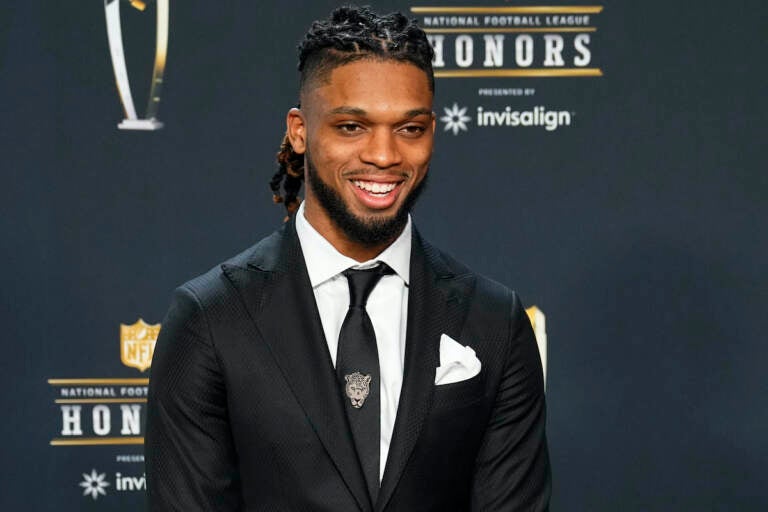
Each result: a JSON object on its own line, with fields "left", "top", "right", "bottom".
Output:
{"left": 336, "top": 264, "right": 391, "bottom": 505}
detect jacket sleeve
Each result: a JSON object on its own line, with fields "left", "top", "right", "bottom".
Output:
{"left": 146, "top": 285, "right": 242, "bottom": 511}
{"left": 470, "top": 292, "right": 551, "bottom": 511}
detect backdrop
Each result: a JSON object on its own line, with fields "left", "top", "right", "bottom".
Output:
{"left": 2, "top": 1, "right": 766, "bottom": 510}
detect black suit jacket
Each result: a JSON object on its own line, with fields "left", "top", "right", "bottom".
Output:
{"left": 146, "top": 218, "right": 550, "bottom": 511}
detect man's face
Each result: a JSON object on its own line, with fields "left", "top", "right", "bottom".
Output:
{"left": 288, "top": 59, "right": 435, "bottom": 250}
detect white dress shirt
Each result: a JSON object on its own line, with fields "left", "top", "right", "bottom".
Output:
{"left": 295, "top": 201, "right": 410, "bottom": 481}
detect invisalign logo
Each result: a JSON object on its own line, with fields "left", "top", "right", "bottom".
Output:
{"left": 476, "top": 106, "right": 572, "bottom": 131}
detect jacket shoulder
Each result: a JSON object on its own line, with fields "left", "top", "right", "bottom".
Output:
{"left": 176, "top": 226, "right": 283, "bottom": 307}
{"left": 422, "top": 236, "right": 519, "bottom": 307}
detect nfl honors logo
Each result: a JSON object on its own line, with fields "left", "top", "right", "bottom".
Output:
{"left": 120, "top": 319, "right": 160, "bottom": 372}
{"left": 48, "top": 319, "right": 157, "bottom": 446}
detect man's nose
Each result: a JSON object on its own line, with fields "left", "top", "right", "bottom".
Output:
{"left": 359, "top": 129, "right": 403, "bottom": 169}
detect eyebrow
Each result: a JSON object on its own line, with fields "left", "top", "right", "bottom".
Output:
{"left": 327, "top": 106, "right": 432, "bottom": 118}
{"left": 404, "top": 108, "right": 433, "bottom": 118}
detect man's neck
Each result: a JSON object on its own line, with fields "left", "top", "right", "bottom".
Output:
{"left": 301, "top": 200, "right": 400, "bottom": 263}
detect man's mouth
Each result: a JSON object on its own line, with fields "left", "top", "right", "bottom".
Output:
{"left": 348, "top": 178, "right": 405, "bottom": 209}
{"left": 352, "top": 180, "right": 399, "bottom": 197}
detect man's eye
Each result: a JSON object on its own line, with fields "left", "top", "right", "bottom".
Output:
{"left": 400, "top": 125, "right": 425, "bottom": 136}
{"left": 338, "top": 123, "right": 362, "bottom": 133}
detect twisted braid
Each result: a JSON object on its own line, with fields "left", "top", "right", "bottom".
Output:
{"left": 270, "top": 5, "right": 434, "bottom": 217}
{"left": 298, "top": 6, "right": 434, "bottom": 93}
{"left": 270, "top": 132, "right": 304, "bottom": 220}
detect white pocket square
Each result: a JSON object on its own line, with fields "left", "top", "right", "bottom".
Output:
{"left": 434, "top": 334, "right": 482, "bottom": 385}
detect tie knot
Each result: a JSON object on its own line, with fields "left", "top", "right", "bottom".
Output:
{"left": 343, "top": 264, "right": 393, "bottom": 308}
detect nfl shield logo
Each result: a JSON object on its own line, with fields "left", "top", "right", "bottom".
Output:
{"left": 120, "top": 319, "right": 161, "bottom": 372}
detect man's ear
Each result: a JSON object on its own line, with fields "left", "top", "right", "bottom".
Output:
{"left": 286, "top": 108, "right": 306, "bottom": 154}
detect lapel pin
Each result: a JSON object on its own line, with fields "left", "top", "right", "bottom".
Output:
{"left": 344, "top": 372, "right": 372, "bottom": 408}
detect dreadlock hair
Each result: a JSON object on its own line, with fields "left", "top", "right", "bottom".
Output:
{"left": 270, "top": 129, "right": 304, "bottom": 220}
{"left": 269, "top": 5, "right": 435, "bottom": 218}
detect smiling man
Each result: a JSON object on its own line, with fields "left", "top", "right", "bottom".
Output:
{"left": 289, "top": 58, "right": 432, "bottom": 261}
{"left": 146, "top": 6, "right": 550, "bottom": 512}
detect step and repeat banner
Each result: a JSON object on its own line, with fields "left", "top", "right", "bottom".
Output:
{"left": 2, "top": 1, "right": 765, "bottom": 510}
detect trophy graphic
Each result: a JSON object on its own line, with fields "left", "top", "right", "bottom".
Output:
{"left": 104, "top": 0, "right": 169, "bottom": 130}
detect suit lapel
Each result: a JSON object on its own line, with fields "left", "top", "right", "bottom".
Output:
{"left": 376, "top": 231, "right": 475, "bottom": 512}
{"left": 222, "top": 219, "right": 372, "bottom": 512}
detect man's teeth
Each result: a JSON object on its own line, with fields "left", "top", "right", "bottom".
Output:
{"left": 353, "top": 180, "right": 397, "bottom": 194}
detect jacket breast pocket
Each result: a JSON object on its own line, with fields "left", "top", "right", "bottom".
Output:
{"left": 431, "top": 370, "right": 486, "bottom": 412}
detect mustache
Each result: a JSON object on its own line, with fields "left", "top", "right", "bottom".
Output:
{"left": 341, "top": 169, "right": 410, "bottom": 179}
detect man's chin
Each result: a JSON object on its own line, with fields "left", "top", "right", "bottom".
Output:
{"left": 347, "top": 205, "right": 401, "bottom": 224}
{"left": 335, "top": 210, "right": 409, "bottom": 247}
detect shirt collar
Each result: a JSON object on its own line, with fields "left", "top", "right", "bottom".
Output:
{"left": 295, "top": 201, "right": 412, "bottom": 288}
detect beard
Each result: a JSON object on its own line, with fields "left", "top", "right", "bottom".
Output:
{"left": 305, "top": 150, "right": 428, "bottom": 247}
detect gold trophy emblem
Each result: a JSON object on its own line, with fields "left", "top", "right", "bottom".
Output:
{"left": 104, "top": 0, "right": 169, "bottom": 130}
{"left": 525, "top": 306, "right": 547, "bottom": 388}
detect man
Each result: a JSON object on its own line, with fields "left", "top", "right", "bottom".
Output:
{"left": 146, "top": 6, "right": 550, "bottom": 511}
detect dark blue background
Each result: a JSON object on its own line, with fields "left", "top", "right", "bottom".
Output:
{"left": 2, "top": 1, "right": 766, "bottom": 510}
